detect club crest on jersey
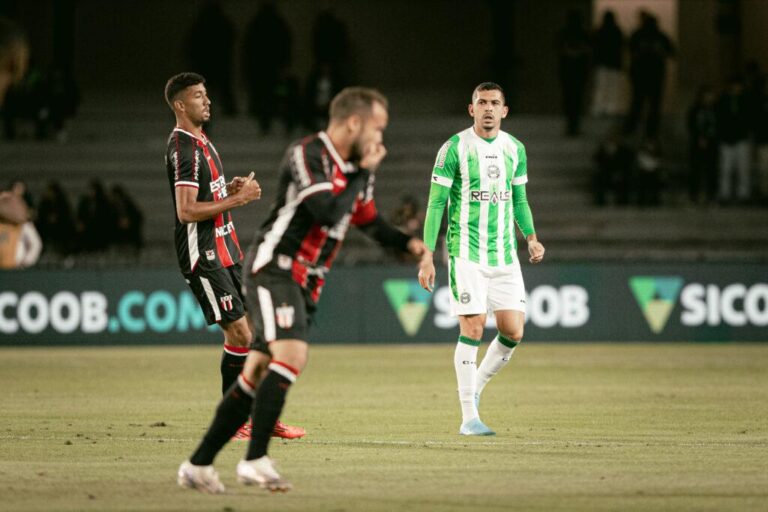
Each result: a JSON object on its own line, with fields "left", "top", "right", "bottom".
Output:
{"left": 206, "top": 249, "right": 216, "bottom": 260}
{"left": 219, "top": 294, "right": 234, "bottom": 311}
{"left": 487, "top": 164, "right": 500, "bottom": 180}
{"left": 460, "top": 292, "right": 471, "bottom": 304}
{"left": 275, "top": 303, "right": 295, "bottom": 329}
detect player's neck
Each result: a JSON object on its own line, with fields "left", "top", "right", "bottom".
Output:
{"left": 324, "top": 125, "right": 352, "bottom": 160}
{"left": 176, "top": 117, "right": 205, "bottom": 140}
{"left": 473, "top": 125, "right": 500, "bottom": 140}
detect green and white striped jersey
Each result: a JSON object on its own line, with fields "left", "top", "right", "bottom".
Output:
{"left": 424, "top": 126, "right": 535, "bottom": 266}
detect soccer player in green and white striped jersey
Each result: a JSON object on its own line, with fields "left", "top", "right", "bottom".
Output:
{"left": 418, "top": 82, "right": 545, "bottom": 436}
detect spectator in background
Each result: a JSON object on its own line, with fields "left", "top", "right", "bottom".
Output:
{"left": 76, "top": 179, "right": 114, "bottom": 252}
{"left": 593, "top": 128, "right": 634, "bottom": 206}
{"left": 273, "top": 67, "right": 301, "bottom": 136}
{"left": 242, "top": 1, "right": 292, "bottom": 134}
{"left": 304, "top": 63, "right": 342, "bottom": 132}
{"left": 391, "top": 195, "right": 425, "bottom": 238}
{"left": 716, "top": 74, "right": 751, "bottom": 204}
{"left": 312, "top": 6, "right": 350, "bottom": 81}
{"left": 557, "top": 9, "right": 591, "bottom": 137}
{"left": 36, "top": 180, "right": 76, "bottom": 255}
{"left": 109, "top": 184, "right": 143, "bottom": 255}
{"left": 0, "top": 16, "right": 28, "bottom": 108}
{"left": 635, "top": 140, "right": 663, "bottom": 206}
{"left": 0, "top": 186, "right": 41, "bottom": 269}
{"left": 624, "top": 11, "right": 674, "bottom": 139}
{"left": 687, "top": 85, "right": 719, "bottom": 204}
{"left": 753, "top": 80, "right": 768, "bottom": 200}
{"left": 591, "top": 10, "right": 624, "bottom": 117}
{"left": 186, "top": 0, "right": 237, "bottom": 117}
{"left": 7, "top": 180, "right": 34, "bottom": 214}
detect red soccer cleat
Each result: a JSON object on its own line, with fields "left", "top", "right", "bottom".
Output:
{"left": 231, "top": 421, "right": 252, "bottom": 440}
{"left": 271, "top": 420, "right": 306, "bottom": 439}
{"left": 232, "top": 420, "right": 306, "bottom": 440}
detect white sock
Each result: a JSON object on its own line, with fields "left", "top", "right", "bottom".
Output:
{"left": 476, "top": 334, "right": 519, "bottom": 396}
{"left": 454, "top": 336, "right": 480, "bottom": 423}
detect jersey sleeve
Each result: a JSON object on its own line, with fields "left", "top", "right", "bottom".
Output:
{"left": 169, "top": 133, "right": 200, "bottom": 189}
{"left": 423, "top": 137, "right": 459, "bottom": 251}
{"left": 289, "top": 141, "right": 370, "bottom": 227}
{"left": 511, "top": 141, "right": 535, "bottom": 236}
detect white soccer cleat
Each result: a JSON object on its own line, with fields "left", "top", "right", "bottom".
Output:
{"left": 459, "top": 417, "right": 496, "bottom": 436}
{"left": 237, "top": 456, "right": 292, "bottom": 492}
{"left": 177, "top": 460, "right": 226, "bottom": 494}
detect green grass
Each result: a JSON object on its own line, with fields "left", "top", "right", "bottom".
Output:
{"left": 1, "top": 343, "right": 767, "bottom": 511}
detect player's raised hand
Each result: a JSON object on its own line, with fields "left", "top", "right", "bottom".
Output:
{"left": 360, "top": 142, "right": 387, "bottom": 172}
{"left": 236, "top": 173, "right": 261, "bottom": 204}
{"left": 528, "top": 239, "right": 545, "bottom": 264}
{"left": 226, "top": 172, "right": 254, "bottom": 195}
{"left": 417, "top": 250, "right": 436, "bottom": 292}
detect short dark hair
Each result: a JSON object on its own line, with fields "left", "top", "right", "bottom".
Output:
{"left": 164, "top": 72, "right": 206, "bottom": 109}
{"left": 472, "top": 82, "right": 505, "bottom": 104}
{"left": 329, "top": 86, "right": 388, "bottom": 121}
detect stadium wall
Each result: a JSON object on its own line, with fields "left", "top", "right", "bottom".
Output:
{"left": 1, "top": 264, "right": 766, "bottom": 345}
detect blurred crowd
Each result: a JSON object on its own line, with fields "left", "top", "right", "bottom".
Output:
{"left": 592, "top": 66, "right": 767, "bottom": 208}
{"left": 0, "top": 179, "right": 143, "bottom": 269}
{"left": 186, "top": 0, "right": 349, "bottom": 136}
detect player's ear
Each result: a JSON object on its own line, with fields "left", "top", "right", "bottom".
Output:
{"left": 468, "top": 103, "right": 474, "bottom": 117}
{"left": 347, "top": 114, "right": 362, "bottom": 133}
{"left": 501, "top": 105, "right": 509, "bottom": 119}
{"left": 174, "top": 98, "right": 185, "bottom": 112}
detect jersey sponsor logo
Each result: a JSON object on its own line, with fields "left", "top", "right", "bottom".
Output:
{"left": 214, "top": 221, "right": 236, "bottom": 238}
{"left": 209, "top": 176, "right": 228, "bottom": 198}
{"left": 487, "top": 164, "right": 500, "bottom": 180}
{"left": 460, "top": 292, "right": 471, "bottom": 304}
{"left": 275, "top": 303, "right": 295, "bottom": 329}
{"left": 469, "top": 190, "right": 511, "bottom": 205}
{"left": 219, "top": 294, "right": 234, "bottom": 312}
{"left": 434, "top": 140, "right": 453, "bottom": 169}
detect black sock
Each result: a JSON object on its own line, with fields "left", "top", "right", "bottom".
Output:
{"left": 190, "top": 377, "right": 254, "bottom": 466}
{"left": 246, "top": 368, "right": 294, "bottom": 460}
{"left": 220, "top": 346, "right": 247, "bottom": 395}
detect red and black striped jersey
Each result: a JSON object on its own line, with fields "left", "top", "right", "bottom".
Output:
{"left": 248, "top": 131, "right": 410, "bottom": 304}
{"left": 166, "top": 128, "right": 243, "bottom": 273}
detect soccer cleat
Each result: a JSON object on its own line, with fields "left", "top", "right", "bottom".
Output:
{"left": 177, "top": 460, "right": 226, "bottom": 494}
{"left": 232, "top": 421, "right": 252, "bottom": 440}
{"left": 237, "top": 456, "right": 292, "bottom": 492}
{"left": 459, "top": 417, "right": 496, "bottom": 436}
{"left": 272, "top": 420, "right": 306, "bottom": 439}
{"left": 232, "top": 420, "right": 306, "bottom": 441}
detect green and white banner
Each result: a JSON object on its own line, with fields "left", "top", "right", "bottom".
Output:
{"left": 0, "top": 264, "right": 766, "bottom": 345}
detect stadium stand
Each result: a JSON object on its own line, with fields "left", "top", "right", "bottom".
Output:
{"left": 4, "top": 92, "right": 767, "bottom": 268}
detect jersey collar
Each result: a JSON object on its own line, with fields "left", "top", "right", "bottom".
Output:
{"left": 318, "top": 131, "right": 355, "bottom": 174}
{"left": 173, "top": 127, "right": 209, "bottom": 145}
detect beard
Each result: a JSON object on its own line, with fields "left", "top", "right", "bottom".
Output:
{"left": 349, "top": 137, "right": 364, "bottom": 164}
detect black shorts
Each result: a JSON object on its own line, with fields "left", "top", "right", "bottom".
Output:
{"left": 184, "top": 263, "right": 246, "bottom": 326}
{"left": 244, "top": 269, "right": 313, "bottom": 353}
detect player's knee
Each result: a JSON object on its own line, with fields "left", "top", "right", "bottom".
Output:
{"left": 224, "top": 320, "right": 251, "bottom": 347}
{"left": 461, "top": 325, "right": 484, "bottom": 341}
{"left": 501, "top": 327, "right": 523, "bottom": 343}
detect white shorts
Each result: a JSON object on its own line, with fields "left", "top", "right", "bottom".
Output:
{"left": 447, "top": 256, "right": 527, "bottom": 316}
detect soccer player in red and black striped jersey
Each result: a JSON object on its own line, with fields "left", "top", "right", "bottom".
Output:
{"left": 164, "top": 72, "right": 303, "bottom": 442}
{"left": 178, "top": 87, "right": 429, "bottom": 493}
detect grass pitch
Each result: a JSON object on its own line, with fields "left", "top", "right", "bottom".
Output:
{"left": 1, "top": 343, "right": 766, "bottom": 511}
